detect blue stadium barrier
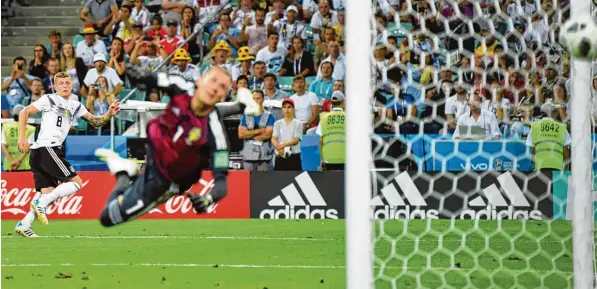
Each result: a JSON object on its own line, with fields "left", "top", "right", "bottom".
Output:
{"left": 300, "top": 135, "right": 321, "bottom": 171}
{"left": 65, "top": 136, "right": 129, "bottom": 171}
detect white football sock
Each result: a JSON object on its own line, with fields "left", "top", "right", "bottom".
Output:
{"left": 37, "top": 182, "right": 81, "bottom": 207}
{"left": 20, "top": 210, "right": 36, "bottom": 227}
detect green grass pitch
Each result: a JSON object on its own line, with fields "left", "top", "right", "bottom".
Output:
{"left": 0, "top": 219, "right": 582, "bottom": 289}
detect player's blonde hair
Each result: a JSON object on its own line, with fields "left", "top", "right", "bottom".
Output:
{"left": 53, "top": 71, "right": 71, "bottom": 84}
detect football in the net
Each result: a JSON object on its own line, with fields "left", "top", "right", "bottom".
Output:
{"left": 560, "top": 15, "right": 597, "bottom": 59}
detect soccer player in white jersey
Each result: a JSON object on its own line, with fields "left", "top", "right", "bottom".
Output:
{"left": 14, "top": 72, "right": 120, "bottom": 237}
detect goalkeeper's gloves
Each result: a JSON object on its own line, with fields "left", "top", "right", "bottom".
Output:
{"left": 186, "top": 193, "right": 214, "bottom": 214}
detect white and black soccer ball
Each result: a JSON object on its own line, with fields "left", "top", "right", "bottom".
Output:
{"left": 560, "top": 15, "right": 597, "bottom": 60}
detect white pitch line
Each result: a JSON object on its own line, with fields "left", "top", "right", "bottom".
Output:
{"left": 0, "top": 263, "right": 575, "bottom": 274}
{"left": 1, "top": 235, "right": 335, "bottom": 241}
{"left": 1, "top": 235, "right": 570, "bottom": 244}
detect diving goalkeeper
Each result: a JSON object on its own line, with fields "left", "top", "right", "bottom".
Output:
{"left": 96, "top": 65, "right": 260, "bottom": 226}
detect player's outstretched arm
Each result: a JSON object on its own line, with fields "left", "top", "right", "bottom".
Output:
{"left": 82, "top": 101, "right": 120, "bottom": 127}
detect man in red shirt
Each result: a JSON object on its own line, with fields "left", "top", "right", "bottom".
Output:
{"left": 160, "top": 19, "right": 188, "bottom": 56}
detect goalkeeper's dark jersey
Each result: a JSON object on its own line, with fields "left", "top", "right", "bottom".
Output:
{"left": 146, "top": 93, "right": 224, "bottom": 184}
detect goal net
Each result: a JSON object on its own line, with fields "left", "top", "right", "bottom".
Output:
{"left": 346, "top": 0, "right": 597, "bottom": 288}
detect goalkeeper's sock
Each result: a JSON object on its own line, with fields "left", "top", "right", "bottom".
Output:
{"left": 19, "top": 210, "right": 36, "bottom": 228}
{"left": 37, "top": 182, "right": 81, "bottom": 207}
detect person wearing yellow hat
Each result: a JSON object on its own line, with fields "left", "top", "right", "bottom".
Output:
{"left": 168, "top": 48, "right": 200, "bottom": 82}
{"left": 230, "top": 46, "right": 255, "bottom": 81}
{"left": 75, "top": 24, "right": 107, "bottom": 67}
{"left": 201, "top": 40, "right": 234, "bottom": 75}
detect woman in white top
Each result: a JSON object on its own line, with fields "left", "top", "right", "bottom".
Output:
{"left": 60, "top": 43, "right": 87, "bottom": 95}
{"left": 272, "top": 98, "right": 303, "bottom": 171}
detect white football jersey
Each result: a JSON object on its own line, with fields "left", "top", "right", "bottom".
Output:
{"left": 30, "top": 94, "right": 88, "bottom": 149}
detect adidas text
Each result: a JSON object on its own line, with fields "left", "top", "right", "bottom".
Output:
{"left": 459, "top": 206, "right": 543, "bottom": 220}
{"left": 259, "top": 205, "right": 339, "bottom": 219}
{"left": 372, "top": 206, "right": 439, "bottom": 220}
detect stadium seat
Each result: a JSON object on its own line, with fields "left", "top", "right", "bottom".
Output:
{"left": 20, "top": 97, "right": 30, "bottom": 106}
{"left": 73, "top": 34, "right": 84, "bottom": 47}
{"left": 278, "top": 76, "right": 294, "bottom": 92}
{"left": 305, "top": 76, "right": 316, "bottom": 88}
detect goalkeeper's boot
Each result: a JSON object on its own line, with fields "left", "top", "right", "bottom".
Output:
{"left": 15, "top": 222, "right": 38, "bottom": 238}
{"left": 237, "top": 88, "right": 262, "bottom": 116}
{"left": 30, "top": 199, "right": 48, "bottom": 226}
{"left": 95, "top": 149, "right": 138, "bottom": 178}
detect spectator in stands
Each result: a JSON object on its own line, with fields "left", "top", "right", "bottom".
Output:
{"left": 310, "top": 61, "right": 334, "bottom": 100}
{"left": 332, "top": 7, "right": 345, "bottom": 43}
{"left": 248, "top": 60, "right": 266, "bottom": 90}
{"left": 83, "top": 53, "right": 123, "bottom": 97}
{"left": 272, "top": 98, "right": 303, "bottom": 171}
{"left": 445, "top": 87, "right": 469, "bottom": 132}
{"left": 256, "top": 32, "right": 287, "bottom": 75}
{"left": 264, "top": 0, "right": 285, "bottom": 25}
{"left": 230, "top": 46, "right": 254, "bottom": 81}
{"left": 161, "top": 19, "right": 188, "bottom": 56}
{"left": 230, "top": 75, "right": 249, "bottom": 101}
{"left": 169, "top": 48, "right": 200, "bottom": 82}
{"left": 374, "top": 13, "right": 389, "bottom": 46}
{"left": 2, "top": 57, "right": 34, "bottom": 109}
{"left": 270, "top": 5, "right": 305, "bottom": 50}
{"left": 108, "top": 38, "right": 127, "bottom": 82}
{"left": 131, "top": 0, "right": 150, "bottom": 30}
{"left": 310, "top": 0, "right": 338, "bottom": 36}
{"left": 130, "top": 38, "right": 167, "bottom": 72}
{"left": 208, "top": 13, "right": 241, "bottom": 57}
{"left": 553, "top": 82, "right": 569, "bottom": 122}
{"left": 203, "top": 40, "right": 233, "bottom": 74}
{"left": 1, "top": 94, "right": 9, "bottom": 118}
{"left": 313, "top": 26, "right": 336, "bottom": 68}
{"left": 104, "top": 3, "right": 134, "bottom": 40}
{"left": 411, "top": 86, "right": 443, "bottom": 133}
{"left": 179, "top": 6, "right": 200, "bottom": 61}
{"left": 124, "top": 23, "right": 145, "bottom": 54}
{"left": 86, "top": 76, "right": 117, "bottom": 134}
{"left": 46, "top": 29, "right": 64, "bottom": 59}
{"left": 238, "top": 89, "right": 275, "bottom": 172}
{"left": 1, "top": 105, "right": 35, "bottom": 171}
{"left": 453, "top": 92, "right": 501, "bottom": 140}
{"left": 373, "top": 44, "right": 394, "bottom": 88}
{"left": 147, "top": 15, "right": 166, "bottom": 39}
{"left": 321, "top": 80, "right": 344, "bottom": 113}
{"left": 231, "top": 0, "right": 255, "bottom": 30}
{"left": 146, "top": 88, "right": 161, "bottom": 102}
{"left": 290, "top": 76, "right": 319, "bottom": 133}
{"left": 263, "top": 73, "right": 287, "bottom": 101}
{"left": 80, "top": 0, "right": 119, "bottom": 35}
{"left": 27, "top": 45, "right": 49, "bottom": 80}
{"left": 316, "top": 91, "right": 345, "bottom": 171}
{"left": 28, "top": 79, "right": 44, "bottom": 103}
{"left": 42, "top": 58, "right": 60, "bottom": 94}
{"left": 60, "top": 43, "right": 87, "bottom": 96}
{"left": 76, "top": 25, "right": 108, "bottom": 68}
{"left": 543, "top": 63, "right": 566, "bottom": 89}
{"left": 317, "top": 41, "right": 345, "bottom": 81}
{"left": 241, "top": 7, "right": 267, "bottom": 55}
{"left": 282, "top": 36, "right": 315, "bottom": 78}
{"left": 161, "top": 0, "right": 187, "bottom": 23}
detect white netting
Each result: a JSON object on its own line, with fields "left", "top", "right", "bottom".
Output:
{"left": 368, "top": 0, "right": 597, "bottom": 288}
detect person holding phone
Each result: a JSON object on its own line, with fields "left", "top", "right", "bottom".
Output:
{"left": 86, "top": 76, "right": 117, "bottom": 135}
{"left": 2, "top": 56, "right": 35, "bottom": 109}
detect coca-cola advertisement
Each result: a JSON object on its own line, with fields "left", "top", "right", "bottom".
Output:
{"left": 1, "top": 171, "right": 250, "bottom": 220}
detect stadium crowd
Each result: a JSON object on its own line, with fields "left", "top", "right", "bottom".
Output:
{"left": 2, "top": 0, "right": 597, "bottom": 171}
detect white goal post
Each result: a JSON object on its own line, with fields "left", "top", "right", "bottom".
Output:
{"left": 569, "top": 0, "right": 597, "bottom": 288}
